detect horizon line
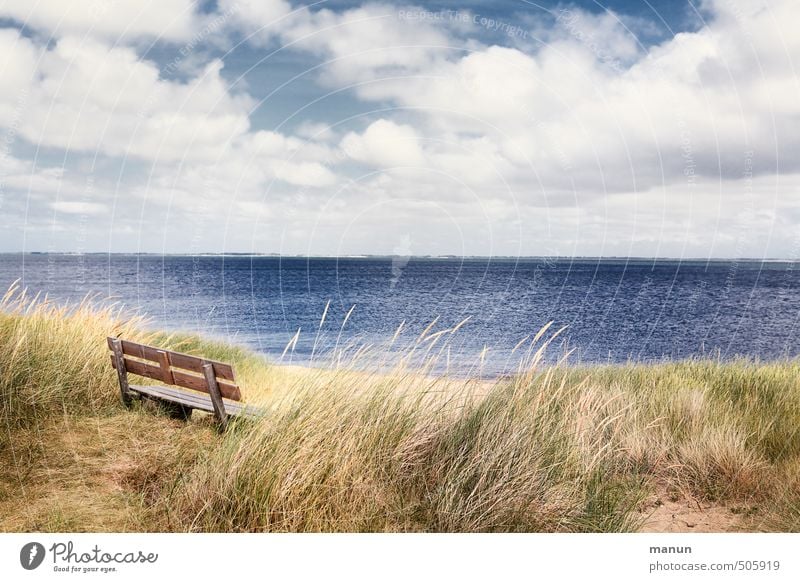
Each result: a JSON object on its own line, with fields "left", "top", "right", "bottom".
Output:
{"left": 1, "top": 252, "right": 798, "bottom": 262}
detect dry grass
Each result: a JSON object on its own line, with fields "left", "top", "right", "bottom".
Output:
{"left": 0, "top": 411, "right": 213, "bottom": 532}
{"left": 1, "top": 285, "right": 799, "bottom": 532}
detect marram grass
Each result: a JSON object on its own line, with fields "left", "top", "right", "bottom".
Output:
{"left": 1, "top": 285, "right": 799, "bottom": 532}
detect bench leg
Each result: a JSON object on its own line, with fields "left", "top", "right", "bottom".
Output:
{"left": 203, "top": 363, "right": 228, "bottom": 432}
{"left": 111, "top": 338, "right": 133, "bottom": 408}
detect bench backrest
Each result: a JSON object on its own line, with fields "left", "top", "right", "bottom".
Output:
{"left": 107, "top": 337, "right": 241, "bottom": 401}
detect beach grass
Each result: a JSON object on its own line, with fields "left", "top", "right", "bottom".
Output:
{"left": 1, "top": 285, "right": 799, "bottom": 532}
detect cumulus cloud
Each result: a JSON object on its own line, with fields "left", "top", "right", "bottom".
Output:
{"left": 274, "top": 160, "right": 337, "bottom": 187}
{"left": 276, "top": 3, "right": 452, "bottom": 85}
{"left": 1, "top": 0, "right": 799, "bottom": 256}
{"left": 341, "top": 119, "right": 425, "bottom": 167}
{"left": 218, "top": 0, "right": 294, "bottom": 43}
{"left": 254, "top": 0, "right": 800, "bottom": 197}
{"left": 0, "top": 0, "right": 203, "bottom": 43}
{"left": 0, "top": 31, "right": 254, "bottom": 161}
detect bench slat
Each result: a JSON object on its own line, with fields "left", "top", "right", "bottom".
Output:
{"left": 106, "top": 337, "right": 236, "bottom": 382}
{"left": 133, "top": 385, "right": 216, "bottom": 411}
{"left": 171, "top": 368, "right": 241, "bottom": 401}
{"left": 169, "top": 351, "right": 236, "bottom": 382}
{"left": 111, "top": 354, "right": 162, "bottom": 381}
{"left": 130, "top": 385, "right": 263, "bottom": 419}
{"left": 111, "top": 355, "right": 242, "bottom": 400}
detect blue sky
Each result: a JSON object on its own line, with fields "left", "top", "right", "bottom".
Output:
{"left": 0, "top": 0, "right": 798, "bottom": 257}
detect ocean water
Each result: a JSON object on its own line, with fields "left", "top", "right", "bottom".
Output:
{"left": 1, "top": 254, "right": 798, "bottom": 376}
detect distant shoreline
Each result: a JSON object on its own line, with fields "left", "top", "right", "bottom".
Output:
{"left": 1, "top": 252, "right": 798, "bottom": 262}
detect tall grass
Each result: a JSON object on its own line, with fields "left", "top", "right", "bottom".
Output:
{"left": 167, "top": 371, "right": 644, "bottom": 532}
{"left": 0, "top": 283, "right": 145, "bottom": 428}
{"left": 2, "top": 284, "right": 800, "bottom": 532}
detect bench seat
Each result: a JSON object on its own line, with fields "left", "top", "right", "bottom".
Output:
{"left": 130, "top": 384, "right": 265, "bottom": 420}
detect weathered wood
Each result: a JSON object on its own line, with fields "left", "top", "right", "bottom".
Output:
{"left": 168, "top": 351, "right": 236, "bottom": 383}
{"left": 111, "top": 355, "right": 241, "bottom": 400}
{"left": 111, "top": 355, "right": 162, "bottom": 382}
{"left": 171, "top": 369, "right": 241, "bottom": 400}
{"left": 110, "top": 338, "right": 133, "bottom": 408}
{"left": 132, "top": 385, "right": 216, "bottom": 411}
{"left": 156, "top": 350, "right": 174, "bottom": 384}
{"left": 129, "top": 384, "right": 263, "bottom": 419}
{"left": 204, "top": 363, "right": 228, "bottom": 432}
{"left": 135, "top": 384, "right": 217, "bottom": 407}
{"left": 137, "top": 385, "right": 242, "bottom": 411}
{"left": 106, "top": 337, "right": 235, "bottom": 381}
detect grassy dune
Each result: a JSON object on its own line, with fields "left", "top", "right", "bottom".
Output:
{"left": 1, "top": 285, "right": 799, "bottom": 532}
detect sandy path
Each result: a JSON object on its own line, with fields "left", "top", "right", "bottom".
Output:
{"left": 637, "top": 491, "right": 758, "bottom": 532}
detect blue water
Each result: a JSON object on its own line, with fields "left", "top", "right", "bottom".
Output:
{"left": 1, "top": 254, "right": 798, "bottom": 376}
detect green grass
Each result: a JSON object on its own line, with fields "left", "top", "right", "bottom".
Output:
{"left": 1, "top": 284, "right": 799, "bottom": 532}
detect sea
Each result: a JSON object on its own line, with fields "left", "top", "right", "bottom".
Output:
{"left": 1, "top": 254, "right": 798, "bottom": 376}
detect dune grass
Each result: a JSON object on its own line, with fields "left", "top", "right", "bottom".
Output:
{"left": 1, "top": 284, "right": 799, "bottom": 532}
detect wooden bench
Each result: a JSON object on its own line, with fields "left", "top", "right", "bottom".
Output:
{"left": 108, "top": 337, "right": 262, "bottom": 430}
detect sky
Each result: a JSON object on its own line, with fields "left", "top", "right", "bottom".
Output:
{"left": 0, "top": 0, "right": 798, "bottom": 257}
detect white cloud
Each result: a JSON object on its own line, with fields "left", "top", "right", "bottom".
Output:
{"left": 0, "top": 0, "right": 202, "bottom": 43}
{"left": 274, "top": 160, "right": 337, "bottom": 187}
{"left": 2, "top": 0, "right": 800, "bottom": 256}
{"left": 0, "top": 28, "right": 39, "bottom": 125}
{"left": 51, "top": 201, "right": 107, "bottom": 215}
{"left": 218, "top": 0, "right": 294, "bottom": 43}
{"left": 278, "top": 3, "right": 452, "bottom": 87}
{"left": 275, "top": 0, "right": 800, "bottom": 196}
{"left": 341, "top": 119, "right": 425, "bottom": 167}
{"left": 0, "top": 31, "right": 255, "bottom": 162}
